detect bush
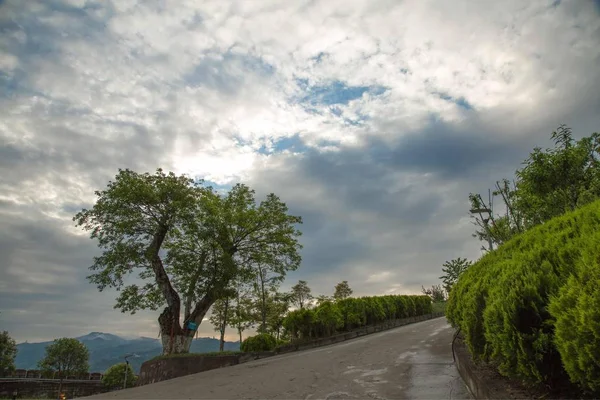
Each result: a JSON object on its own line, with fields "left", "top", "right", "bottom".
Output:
{"left": 313, "top": 301, "right": 343, "bottom": 337}
{"left": 240, "top": 333, "right": 277, "bottom": 352}
{"left": 102, "top": 363, "right": 137, "bottom": 389}
{"left": 549, "top": 234, "right": 600, "bottom": 393}
{"left": 282, "top": 294, "right": 433, "bottom": 341}
{"left": 447, "top": 200, "right": 600, "bottom": 392}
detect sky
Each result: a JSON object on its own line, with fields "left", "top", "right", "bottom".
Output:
{"left": 1, "top": 0, "right": 599, "bottom": 344}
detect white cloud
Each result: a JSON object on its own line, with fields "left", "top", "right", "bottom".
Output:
{"left": 0, "top": 0, "right": 599, "bottom": 342}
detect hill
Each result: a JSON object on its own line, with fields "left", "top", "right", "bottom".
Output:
{"left": 16, "top": 332, "right": 240, "bottom": 373}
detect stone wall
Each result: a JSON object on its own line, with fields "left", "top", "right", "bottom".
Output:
{"left": 137, "top": 352, "right": 275, "bottom": 386}
{"left": 0, "top": 379, "right": 109, "bottom": 399}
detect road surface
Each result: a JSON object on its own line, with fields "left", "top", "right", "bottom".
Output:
{"left": 84, "top": 317, "right": 470, "bottom": 399}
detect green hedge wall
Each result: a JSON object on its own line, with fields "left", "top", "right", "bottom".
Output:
{"left": 282, "top": 295, "right": 432, "bottom": 341}
{"left": 446, "top": 200, "right": 600, "bottom": 394}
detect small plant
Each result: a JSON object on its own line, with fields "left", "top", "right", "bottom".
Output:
{"left": 102, "top": 362, "right": 137, "bottom": 389}
{"left": 240, "top": 333, "right": 277, "bottom": 352}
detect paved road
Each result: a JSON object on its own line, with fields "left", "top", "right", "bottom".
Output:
{"left": 84, "top": 317, "right": 470, "bottom": 399}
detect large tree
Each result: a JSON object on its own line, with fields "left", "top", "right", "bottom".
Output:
{"left": 75, "top": 169, "right": 302, "bottom": 354}
{"left": 0, "top": 331, "right": 17, "bottom": 378}
{"left": 38, "top": 338, "right": 89, "bottom": 398}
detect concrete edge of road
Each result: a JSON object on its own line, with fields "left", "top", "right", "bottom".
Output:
{"left": 452, "top": 332, "right": 490, "bottom": 399}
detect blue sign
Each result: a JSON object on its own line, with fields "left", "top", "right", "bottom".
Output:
{"left": 187, "top": 321, "right": 198, "bottom": 331}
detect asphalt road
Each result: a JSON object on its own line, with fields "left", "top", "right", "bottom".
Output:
{"left": 83, "top": 317, "right": 471, "bottom": 399}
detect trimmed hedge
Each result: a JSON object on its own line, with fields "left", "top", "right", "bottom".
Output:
{"left": 549, "top": 233, "right": 600, "bottom": 393}
{"left": 446, "top": 200, "right": 600, "bottom": 394}
{"left": 240, "top": 333, "right": 277, "bottom": 352}
{"left": 282, "top": 295, "right": 432, "bottom": 341}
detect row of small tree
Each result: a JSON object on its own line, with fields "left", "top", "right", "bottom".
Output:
{"left": 208, "top": 279, "right": 355, "bottom": 348}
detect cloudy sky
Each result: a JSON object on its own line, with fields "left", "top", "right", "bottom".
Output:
{"left": 1, "top": 0, "right": 599, "bottom": 344}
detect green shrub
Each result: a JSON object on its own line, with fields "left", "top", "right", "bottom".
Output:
{"left": 282, "top": 308, "right": 315, "bottom": 339}
{"left": 337, "top": 298, "right": 366, "bottom": 331}
{"left": 102, "top": 363, "right": 136, "bottom": 388}
{"left": 549, "top": 234, "right": 600, "bottom": 393}
{"left": 447, "top": 200, "right": 600, "bottom": 392}
{"left": 313, "top": 301, "right": 343, "bottom": 337}
{"left": 240, "top": 333, "right": 277, "bottom": 352}
{"left": 282, "top": 294, "right": 432, "bottom": 341}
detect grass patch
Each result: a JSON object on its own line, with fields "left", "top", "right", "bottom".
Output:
{"left": 150, "top": 350, "right": 243, "bottom": 362}
{"left": 432, "top": 301, "right": 447, "bottom": 314}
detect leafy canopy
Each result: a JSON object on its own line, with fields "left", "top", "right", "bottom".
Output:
{"left": 38, "top": 338, "right": 89, "bottom": 379}
{"left": 333, "top": 281, "right": 353, "bottom": 300}
{"left": 439, "top": 257, "right": 471, "bottom": 295}
{"left": 290, "top": 280, "right": 313, "bottom": 309}
{"left": 468, "top": 126, "right": 600, "bottom": 250}
{"left": 0, "top": 331, "right": 17, "bottom": 377}
{"left": 75, "top": 169, "right": 303, "bottom": 353}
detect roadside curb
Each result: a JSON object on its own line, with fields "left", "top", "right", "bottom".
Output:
{"left": 452, "top": 333, "right": 494, "bottom": 400}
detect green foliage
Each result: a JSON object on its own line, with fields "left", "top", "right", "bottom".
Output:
{"left": 290, "top": 280, "right": 313, "bottom": 309}
{"left": 0, "top": 331, "right": 17, "bottom": 377}
{"left": 549, "top": 235, "right": 600, "bottom": 393}
{"left": 432, "top": 301, "right": 447, "bottom": 314}
{"left": 447, "top": 200, "right": 600, "bottom": 393}
{"left": 333, "top": 281, "right": 353, "bottom": 300}
{"left": 228, "top": 281, "right": 255, "bottom": 342}
{"left": 469, "top": 126, "right": 600, "bottom": 250}
{"left": 38, "top": 338, "right": 89, "bottom": 380}
{"left": 313, "top": 300, "right": 343, "bottom": 337}
{"left": 240, "top": 333, "right": 277, "bottom": 352}
{"left": 102, "top": 363, "right": 137, "bottom": 388}
{"left": 515, "top": 126, "right": 600, "bottom": 224}
{"left": 209, "top": 296, "right": 232, "bottom": 350}
{"left": 283, "top": 294, "right": 432, "bottom": 341}
{"left": 421, "top": 284, "right": 446, "bottom": 303}
{"left": 439, "top": 258, "right": 471, "bottom": 295}
{"left": 75, "top": 169, "right": 303, "bottom": 354}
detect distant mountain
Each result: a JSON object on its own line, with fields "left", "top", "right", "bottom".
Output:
{"left": 16, "top": 332, "right": 240, "bottom": 373}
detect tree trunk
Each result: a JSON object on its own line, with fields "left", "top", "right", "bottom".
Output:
{"left": 238, "top": 328, "right": 242, "bottom": 344}
{"left": 219, "top": 298, "right": 229, "bottom": 352}
{"left": 161, "top": 334, "right": 194, "bottom": 354}
{"left": 257, "top": 266, "right": 268, "bottom": 333}
{"left": 158, "top": 294, "right": 214, "bottom": 354}
{"left": 57, "top": 379, "right": 63, "bottom": 400}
